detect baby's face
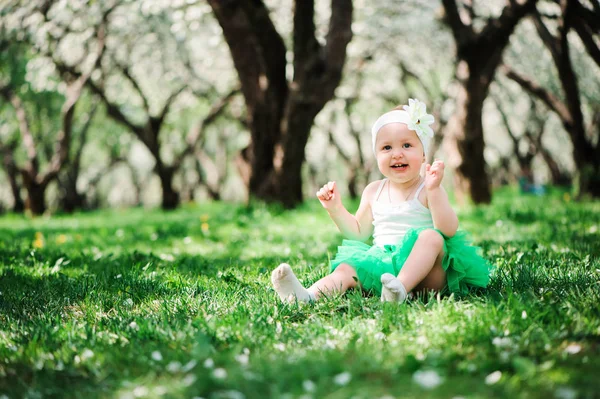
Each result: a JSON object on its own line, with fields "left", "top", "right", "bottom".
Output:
{"left": 375, "top": 123, "right": 424, "bottom": 182}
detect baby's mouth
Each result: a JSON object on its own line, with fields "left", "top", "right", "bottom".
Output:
{"left": 391, "top": 163, "right": 408, "bottom": 169}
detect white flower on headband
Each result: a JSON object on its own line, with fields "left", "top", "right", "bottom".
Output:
{"left": 403, "top": 98, "right": 434, "bottom": 139}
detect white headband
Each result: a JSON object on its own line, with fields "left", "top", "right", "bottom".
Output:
{"left": 371, "top": 99, "right": 435, "bottom": 156}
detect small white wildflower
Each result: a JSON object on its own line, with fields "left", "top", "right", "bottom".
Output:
{"left": 150, "top": 233, "right": 158, "bottom": 241}
{"left": 374, "top": 332, "right": 386, "bottom": 340}
{"left": 129, "top": 321, "right": 139, "bottom": 330}
{"left": 485, "top": 371, "right": 502, "bottom": 385}
{"left": 555, "top": 387, "right": 577, "bottom": 399}
{"left": 412, "top": 370, "right": 443, "bottom": 389}
{"left": 564, "top": 343, "right": 581, "bottom": 354}
{"left": 159, "top": 253, "right": 175, "bottom": 262}
{"left": 80, "top": 349, "right": 94, "bottom": 361}
{"left": 151, "top": 351, "right": 163, "bottom": 361}
{"left": 522, "top": 311, "right": 527, "bottom": 319}
{"left": 333, "top": 372, "right": 351, "bottom": 386}
{"left": 203, "top": 358, "right": 214, "bottom": 368}
{"left": 116, "top": 274, "right": 122, "bottom": 279}
{"left": 492, "top": 337, "right": 512, "bottom": 348}
{"left": 133, "top": 386, "right": 149, "bottom": 397}
{"left": 183, "top": 236, "right": 193, "bottom": 244}
{"left": 123, "top": 298, "right": 134, "bottom": 307}
{"left": 274, "top": 343, "right": 286, "bottom": 351}
{"left": 167, "top": 361, "right": 182, "bottom": 373}
{"left": 116, "top": 229, "right": 124, "bottom": 238}
{"left": 182, "top": 360, "right": 197, "bottom": 372}
{"left": 235, "top": 353, "right": 249, "bottom": 366}
{"left": 216, "top": 391, "right": 245, "bottom": 399}
{"left": 303, "top": 380, "right": 316, "bottom": 392}
{"left": 323, "top": 339, "right": 336, "bottom": 349}
{"left": 182, "top": 374, "right": 196, "bottom": 387}
{"left": 212, "top": 368, "right": 227, "bottom": 379}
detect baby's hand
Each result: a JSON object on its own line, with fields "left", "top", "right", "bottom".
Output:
{"left": 425, "top": 159, "right": 445, "bottom": 190}
{"left": 316, "top": 181, "right": 342, "bottom": 210}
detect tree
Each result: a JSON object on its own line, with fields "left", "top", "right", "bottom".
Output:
{"left": 208, "top": 0, "right": 353, "bottom": 208}
{"left": 0, "top": 21, "right": 106, "bottom": 215}
{"left": 503, "top": 0, "right": 600, "bottom": 198}
{"left": 56, "top": 103, "right": 98, "bottom": 212}
{"left": 441, "top": 0, "right": 538, "bottom": 203}
{"left": 493, "top": 92, "right": 570, "bottom": 187}
{"left": 32, "top": 1, "right": 240, "bottom": 210}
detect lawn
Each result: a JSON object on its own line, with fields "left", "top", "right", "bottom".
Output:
{"left": 0, "top": 189, "right": 599, "bottom": 398}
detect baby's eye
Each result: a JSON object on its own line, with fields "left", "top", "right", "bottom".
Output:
{"left": 403, "top": 143, "right": 411, "bottom": 148}
{"left": 383, "top": 145, "right": 392, "bottom": 151}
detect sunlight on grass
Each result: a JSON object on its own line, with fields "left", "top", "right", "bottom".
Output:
{"left": 0, "top": 190, "right": 599, "bottom": 398}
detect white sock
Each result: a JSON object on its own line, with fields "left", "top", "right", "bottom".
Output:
{"left": 380, "top": 273, "right": 407, "bottom": 303}
{"left": 271, "top": 263, "right": 315, "bottom": 303}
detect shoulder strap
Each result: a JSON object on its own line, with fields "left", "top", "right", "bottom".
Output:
{"left": 374, "top": 179, "right": 387, "bottom": 201}
{"left": 413, "top": 181, "right": 426, "bottom": 200}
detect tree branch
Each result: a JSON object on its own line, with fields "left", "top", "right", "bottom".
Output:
{"left": 441, "top": 0, "right": 474, "bottom": 46}
{"left": 41, "top": 20, "right": 107, "bottom": 186}
{"left": 572, "top": 20, "right": 600, "bottom": 68}
{"left": 112, "top": 57, "right": 150, "bottom": 115}
{"left": 240, "top": 0, "right": 288, "bottom": 90}
{"left": 324, "top": 0, "right": 353, "bottom": 73}
{"left": 156, "top": 85, "right": 187, "bottom": 129}
{"left": 1, "top": 86, "right": 39, "bottom": 176}
{"left": 293, "top": 0, "right": 320, "bottom": 72}
{"left": 502, "top": 64, "right": 572, "bottom": 125}
{"left": 175, "top": 87, "right": 240, "bottom": 169}
{"left": 531, "top": 8, "right": 561, "bottom": 65}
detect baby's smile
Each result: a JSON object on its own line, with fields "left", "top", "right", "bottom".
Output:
{"left": 391, "top": 163, "right": 408, "bottom": 169}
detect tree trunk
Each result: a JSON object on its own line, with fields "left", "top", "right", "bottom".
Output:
{"left": 273, "top": 104, "right": 322, "bottom": 207}
{"left": 2, "top": 153, "right": 25, "bottom": 213}
{"left": 444, "top": 67, "right": 492, "bottom": 203}
{"left": 155, "top": 164, "right": 179, "bottom": 210}
{"left": 503, "top": 3, "right": 599, "bottom": 198}
{"left": 59, "top": 170, "right": 86, "bottom": 213}
{"left": 209, "top": 0, "right": 352, "bottom": 208}
{"left": 22, "top": 174, "right": 47, "bottom": 215}
{"left": 441, "top": 0, "right": 538, "bottom": 204}
{"left": 573, "top": 148, "right": 600, "bottom": 198}
{"left": 539, "top": 147, "right": 570, "bottom": 186}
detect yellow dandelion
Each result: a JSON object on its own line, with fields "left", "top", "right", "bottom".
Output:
{"left": 56, "top": 234, "right": 68, "bottom": 245}
{"left": 201, "top": 222, "right": 210, "bottom": 232}
{"left": 33, "top": 232, "right": 45, "bottom": 249}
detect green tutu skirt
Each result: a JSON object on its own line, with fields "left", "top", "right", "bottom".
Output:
{"left": 330, "top": 227, "right": 492, "bottom": 297}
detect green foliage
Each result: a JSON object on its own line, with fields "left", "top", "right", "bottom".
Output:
{"left": 0, "top": 190, "right": 599, "bottom": 398}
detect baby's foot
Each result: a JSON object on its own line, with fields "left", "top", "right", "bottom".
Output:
{"left": 380, "top": 273, "right": 407, "bottom": 303}
{"left": 271, "top": 263, "right": 314, "bottom": 303}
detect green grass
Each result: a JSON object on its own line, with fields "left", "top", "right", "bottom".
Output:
{"left": 0, "top": 188, "right": 599, "bottom": 398}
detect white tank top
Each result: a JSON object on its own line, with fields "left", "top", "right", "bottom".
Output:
{"left": 371, "top": 179, "right": 434, "bottom": 247}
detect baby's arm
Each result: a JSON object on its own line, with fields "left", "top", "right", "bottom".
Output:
{"left": 317, "top": 181, "right": 375, "bottom": 241}
{"left": 425, "top": 160, "right": 458, "bottom": 237}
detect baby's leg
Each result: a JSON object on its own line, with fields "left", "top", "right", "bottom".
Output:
{"left": 381, "top": 229, "right": 446, "bottom": 302}
{"left": 308, "top": 263, "right": 358, "bottom": 300}
{"left": 271, "top": 263, "right": 358, "bottom": 303}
